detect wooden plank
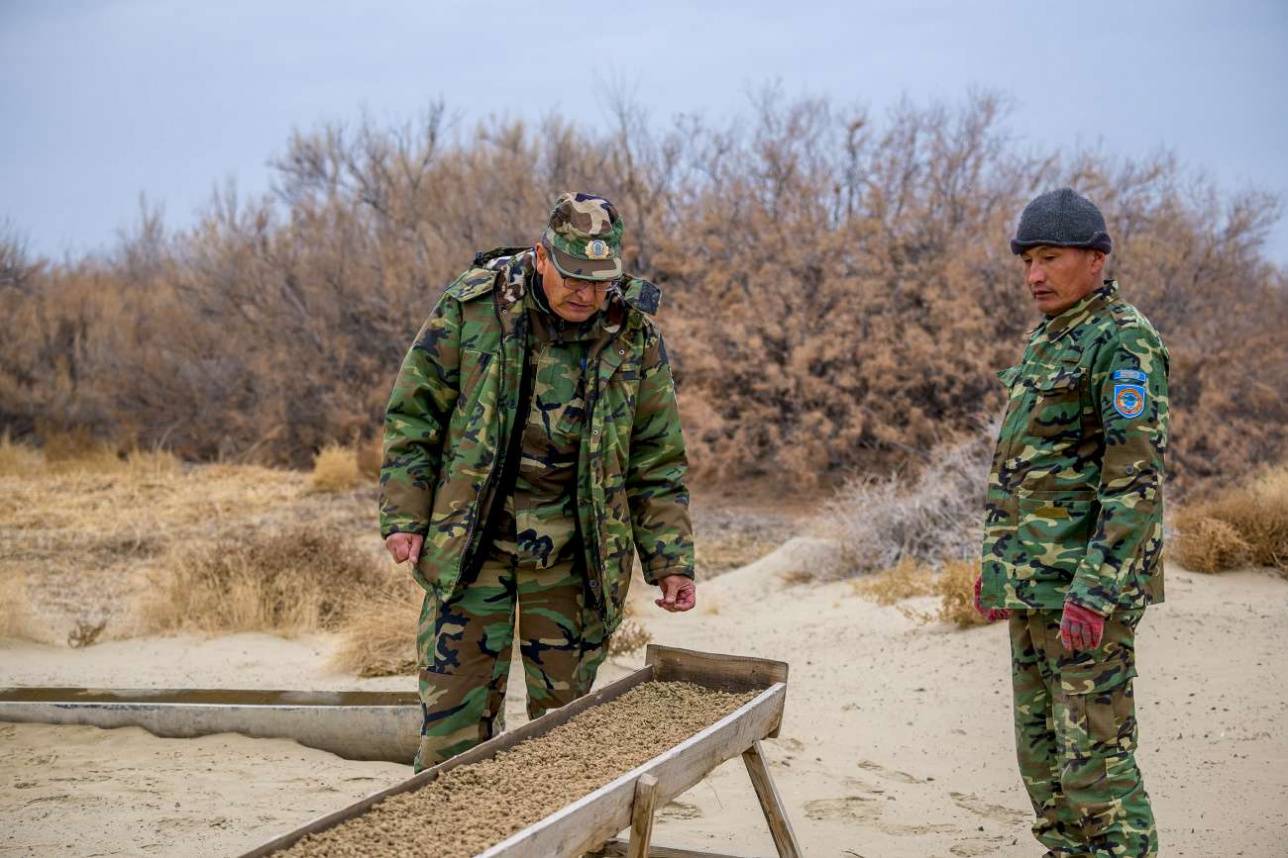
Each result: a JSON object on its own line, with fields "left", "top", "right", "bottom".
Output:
{"left": 741, "top": 741, "right": 802, "bottom": 858}
{"left": 236, "top": 664, "right": 657, "bottom": 858}
{"left": 591, "top": 839, "right": 755, "bottom": 858}
{"left": 645, "top": 645, "right": 787, "bottom": 693}
{"left": 626, "top": 774, "right": 658, "bottom": 858}
{"left": 478, "top": 683, "right": 786, "bottom": 858}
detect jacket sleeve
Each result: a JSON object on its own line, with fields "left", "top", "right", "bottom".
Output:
{"left": 378, "top": 293, "right": 463, "bottom": 539}
{"left": 1066, "top": 325, "right": 1170, "bottom": 615}
{"left": 625, "top": 328, "right": 696, "bottom": 584}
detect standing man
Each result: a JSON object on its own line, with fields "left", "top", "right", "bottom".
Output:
{"left": 975, "top": 188, "right": 1168, "bottom": 857}
{"left": 380, "top": 192, "right": 696, "bottom": 770}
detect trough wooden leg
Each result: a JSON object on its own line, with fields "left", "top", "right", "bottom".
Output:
{"left": 627, "top": 774, "right": 660, "bottom": 858}
{"left": 742, "top": 740, "right": 802, "bottom": 858}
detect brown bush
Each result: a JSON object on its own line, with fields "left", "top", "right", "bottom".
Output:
{"left": 3, "top": 92, "right": 1286, "bottom": 491}
{"left": 1171, "top": 463, "right": 1288, "bottom": 573}
{"left": 0, "top": 571, "right": 33, "bottom": 640}
{"left": 605, "top": 619, "right": 653, "bottom": 658}
{"left": 935, "top": 558, "right": 988, "bottom": 628}
{"left": 333, "top": 577, "right": 421, "bottom": 677}
{"left": 309, "top": 443, "right": 363, "bottom": 493}
{"left": 1171, "top": 513, "right": 1251, "bottom": 573}
{"left": 139, "top": 526, "right": 387, "bottom": 635}
{"left": 852, "top": 557, "right": 936, "bottom": 605}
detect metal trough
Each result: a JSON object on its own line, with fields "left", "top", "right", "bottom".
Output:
{"left": 240, "top": 645, "right": 800, "bottom": 858}
{"left": 0, "top": 686, "right": 420, "bottom": 762}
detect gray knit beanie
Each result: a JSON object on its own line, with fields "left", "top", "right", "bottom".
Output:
{"left": 1010, "top": 187, "right": 1112, "bottom": 255}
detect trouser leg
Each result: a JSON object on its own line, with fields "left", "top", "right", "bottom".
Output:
{"left": 1049, "top": 609, "right": 1157, "bottom": 858}
{"left": 1011, "top": 611, "right": 1086, "bottom": 855}
{"left": 514, "top": 556, "right": 607, "bottom": 720}
{"left": 413, "top": 555, "right": 517, "bottom": 771}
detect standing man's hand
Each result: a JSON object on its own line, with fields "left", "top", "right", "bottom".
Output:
{"left": 973, "top": 575, "right": 1010, "bottom": 623}
{"left": 1059, "top": 601, "right": 1105, "bottom": 652}
{"left": 385, "top": 532, "right": 424, "bottom": 566}
{"left": 655, "top": 575, "right": 696, "bottom": 612}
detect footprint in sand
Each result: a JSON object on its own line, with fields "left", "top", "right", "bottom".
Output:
{"left": 949, "top": 836, "right": 1011, "bottom": 856}
{"left": 804, "top": 795, "right": 884, "bottom": 824}
{"left": 949, "top": 791, "right": 1030, "bottom": 826}
{"left": 856, "top": 759, "right": 925, "bottom": 784}
{"left": 659, "top": 800, "right": 703, "bottom": 821}
{"left": 877, "top": 821, "right": 958, "bottom": 836}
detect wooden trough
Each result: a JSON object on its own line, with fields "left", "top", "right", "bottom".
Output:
{"left": 240, "top": 645, "right": 801, "bottom": 858}
{"left": 0, "top": 687, "right": 420, "bottom": 762}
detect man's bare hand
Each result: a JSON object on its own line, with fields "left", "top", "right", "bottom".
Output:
{"left": 385, "top": 532, "right": 424, "bottom": 565}
{"left": 654, "top": 574, "right": 696, "bottom": 612}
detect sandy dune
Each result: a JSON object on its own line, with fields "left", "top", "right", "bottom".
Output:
{"left": 2, "top": 542, "right": 1286, "bottom": 857}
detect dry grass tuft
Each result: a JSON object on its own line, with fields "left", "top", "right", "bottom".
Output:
{"left": 823, "top": 430, "right": 992, "bottom": 580}
{"left": 778, "top": 568, "right": 815, "bottom": 587}
{"left": 935, "top": 558, "right": 988, "bottom": 628}
{"left": 67, "top": 619, "right": 108, "bottom": 648}
{"left": 0, "top": 572, "right": 34, "bottom": 640}
{"left": 852, "top": 557, "right": 936, "bottom": 605}
{"left": 356, "top": 436, "right": 384, "bottom": 481}
{"left": 1171, "top": 514, "right": 1251, "bottom": 574}
{"left": 139, "top": 526, "right": 387, "bottom": 635}
{"left": 1171, "top": 463, "right": 1288, "bottom": 574}
{"left": 333, "top": 577, "right": 421, "bottom": 677}
{"left": 606, "top": 619, "right": 653, "bottom": 658}
{"left": 0, "top": 433, "right": 44, "bottom": 477}
{"left": 309, "top": 443, "right": 363, "bottom": 493}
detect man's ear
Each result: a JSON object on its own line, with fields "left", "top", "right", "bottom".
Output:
{"left": 1088, "top": 249, "right": 1106, "bottom": 276}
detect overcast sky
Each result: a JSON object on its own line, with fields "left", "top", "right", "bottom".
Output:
{"left": 3, "top": 0, "right": 1287, "bottom": 264}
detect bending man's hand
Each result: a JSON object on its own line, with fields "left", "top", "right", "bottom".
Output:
{"left": 385, "top": 532, "right": 424, "bottom": 566}
{"left": 973, "top": 575, "right": 1010, "bottom": 623}
{"left": 655, "top": 574, "right": 696, "bottom": 612}
{"left": 1059, "top": 601, "right": 1105, "bottom": 653}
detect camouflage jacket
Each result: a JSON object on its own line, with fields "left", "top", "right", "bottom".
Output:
{"left": 379, "top": 247, "right": 694, "bottom": 631}
{"left": 980, "top": 281, "right": 1170, "bottom": 616}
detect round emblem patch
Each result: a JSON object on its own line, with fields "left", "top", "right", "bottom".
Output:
{"left": 1113, "top": 383, "right": 1146, "bottom": 419}
{"left": 586, "top": 239, "right": 610, "bottom": 259}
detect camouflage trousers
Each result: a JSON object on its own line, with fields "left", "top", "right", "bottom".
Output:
{"left": 413, "top": 546, "right": 608, "bottom": 771}
{"left": 1010, "top": 609, "right": 1157, "bottom": 858}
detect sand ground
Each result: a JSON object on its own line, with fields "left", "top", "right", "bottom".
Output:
{"left": 2, "top": 544, "right": 1286, "bottom": 857}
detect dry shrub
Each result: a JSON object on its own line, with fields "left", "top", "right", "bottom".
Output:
{"left": 5, "top": 92, "right": 1285, "bottom": 491}
{"left": 935, "top": 558, "right": 988, "bottom": 628}
{"left": 1171, "top": 463, "right": 1288, "bottom": 573}
{"left": 851, "top": 557, "right": 935, "bottom": 605}
{"left": 309, "top": 443, "right": 363, "bottom": 493}
{"left": 140, "top": 525, "right": 386, "bottom": 635}
{"left": 333, "top": 575, "right": 421, "bottom": 677}
{"left": 0, "top": 572, "right": 33, "bottom": 640}
{"left": 355, "top": 436, "right": 383, "bottom": 480}
{"left": 41, "top": 429, "right": 123, "bottom": 473}
{"left": 0, "top": 433, "right": 43, "bottom": 476}
{"left": 606, "top": 619, "right": 653, "bottom": 658}
{"left": 1171, "top": 514, "right": 1251, "bottom": 573}
{"left": 824, "top": 431, "right": 992, "bottom": 579}
{"left": 67, "top": 619, "right": 107, "bottom": 648}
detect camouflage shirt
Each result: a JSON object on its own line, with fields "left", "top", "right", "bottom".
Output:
{"left": 379, "top": 248, "right": 694, "bottom": 631}
{"left": 489, "top": 281, "right": 614, "bottom": 567}
{"left": 980, "top": 281, "right": 1170, "bottom": 616}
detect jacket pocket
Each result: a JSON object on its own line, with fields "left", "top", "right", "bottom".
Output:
{"left": 1024, "top": 365, "right": 1085, "bottom": 439}
{"left": 1015, "top": 495, "right": 1095, "bottom": 576}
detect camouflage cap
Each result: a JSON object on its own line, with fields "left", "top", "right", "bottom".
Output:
{"left": 541, "top": 192, "right": 624, "bottom": 281}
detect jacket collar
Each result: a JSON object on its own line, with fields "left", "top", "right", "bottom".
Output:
{"left": 1042, "top": 280, "right": 1118, "bottom": 343}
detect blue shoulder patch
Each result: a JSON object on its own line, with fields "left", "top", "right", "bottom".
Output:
{"left": 1112, "top": 368, "right": 1148, "bottom": 383}
{"left": 1112, "top": 383, "right": 1147, "bottom": 419}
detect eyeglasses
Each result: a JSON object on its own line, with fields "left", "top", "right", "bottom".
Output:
{"left": 558, "top": 276, "right": 614, "bottom": 295}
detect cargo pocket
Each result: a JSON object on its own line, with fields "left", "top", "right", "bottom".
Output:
{"left": 1015, "top": 494, "right": 1095, "bottom": 577}
{"left": 1056, "top": 652, "right": 1140, "bottom": 802}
